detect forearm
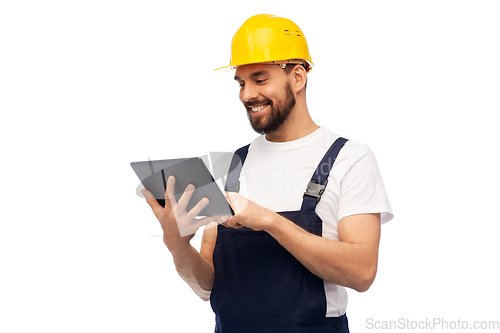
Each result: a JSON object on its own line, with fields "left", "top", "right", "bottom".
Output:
{"left": 264, "top": 214, "right": 378, "bottom": 292}
{"left": 224, "top": 193, "right": 380, "bottom": 292}
{"left": 141, "top": 182, "right": 216, "bottom": 300}
{"left": 169, "top": 243, "right": 215, "bottom": 301}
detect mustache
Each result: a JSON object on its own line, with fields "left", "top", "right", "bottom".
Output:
{"left": 244, "top": 98, "right": 273, "bottom": 109}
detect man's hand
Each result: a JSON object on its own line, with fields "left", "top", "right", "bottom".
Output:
{"left": 223, "top": 192, "right": 274, "bottom": 231}
{"left": 142, "top": 175, "right": 224, "bottom": 252}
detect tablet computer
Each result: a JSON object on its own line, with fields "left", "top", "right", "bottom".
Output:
{"left": 131, "top": 157, "right": 233, "bottom": 217}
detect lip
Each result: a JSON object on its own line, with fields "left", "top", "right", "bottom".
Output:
{"left": 247, "top": 103, "right": 270, "bottom": 117}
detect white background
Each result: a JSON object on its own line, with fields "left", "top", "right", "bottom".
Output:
{"left": 1, "top": 1, "right": 499, "bottom": 332}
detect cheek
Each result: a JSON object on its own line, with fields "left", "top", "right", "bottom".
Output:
{"left": 261, "top": 85, "right": 283, "bottom": 102}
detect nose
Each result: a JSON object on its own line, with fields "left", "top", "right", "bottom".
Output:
{"left": 241, "top": 82, "right": 259, "bottom": 102}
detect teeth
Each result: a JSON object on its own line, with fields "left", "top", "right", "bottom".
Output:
{"left": 251, "top": 104, "right": 266, "bottom": 113}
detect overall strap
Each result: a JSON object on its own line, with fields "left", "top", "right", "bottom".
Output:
{"left": 301, "top": 137, "right": 349, "bottom": 212}
{"left": 225, "top": 144, "right": 250, "bottom": 192}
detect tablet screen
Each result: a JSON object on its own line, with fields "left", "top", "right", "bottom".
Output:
{"left": 131, "top": 157, "right": 233, "bottom": 217}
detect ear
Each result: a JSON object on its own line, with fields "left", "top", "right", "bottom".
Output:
{"left": 290, "top": 64, "right": 307, "bottom": 94}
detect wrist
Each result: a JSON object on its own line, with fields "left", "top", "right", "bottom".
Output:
{"left": 264, "top": 212, "right": 305, "bottom": 240}
{"left": 262, "top": 211, "right": 285, "bottom": 234}
{"left": 164, "top": 235, "right": 191, "bottom": 254}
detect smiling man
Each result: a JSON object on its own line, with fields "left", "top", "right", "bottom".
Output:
{"left": 142, "top": 14, "right": 393, "bottom": 333}
{"left": 234, "top": 64, "right": 313, "bottom": 142}
{"left": 235, "top": 66, "right": 298, "bottom": 137}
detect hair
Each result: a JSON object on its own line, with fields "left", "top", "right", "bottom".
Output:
{"left": 282, "top": 63, "right": 307, "bottom": 74}
{"left": 282, "top": 63, "right": 308, "bottom": 90}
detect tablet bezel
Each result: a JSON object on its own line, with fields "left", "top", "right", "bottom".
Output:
{"left": 131, "top": 157, "right": 234, "bottom": 217}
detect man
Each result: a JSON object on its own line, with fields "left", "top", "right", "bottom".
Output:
{"left": 142, "top": 14, "right": 393, "bottom": 333}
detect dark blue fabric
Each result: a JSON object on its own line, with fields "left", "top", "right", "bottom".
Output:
{"left": 225, "top": 144, "right": 250, "bottom": 192}
{"left": 215, "top": 313, "right": 349, "bottom": 333}
{"left": 310, "top": 137, "right": 348, "bottom": 186}
{"left": 211, "top": 138, "right": 349, "bottom": 332}
{"left": 301, "top": 137, "right": 348, "bottom": 213}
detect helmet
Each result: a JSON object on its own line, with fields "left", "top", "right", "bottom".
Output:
{"left": 215, "top": 14, "right": 313, "bottom": 72}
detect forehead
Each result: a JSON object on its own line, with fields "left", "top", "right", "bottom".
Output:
{"left": 234, "top": 63, "right": 283, "bottom": 80}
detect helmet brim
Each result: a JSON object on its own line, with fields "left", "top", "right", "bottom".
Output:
{"left": 214, "top": 60, "right": 313, "bottom": 72}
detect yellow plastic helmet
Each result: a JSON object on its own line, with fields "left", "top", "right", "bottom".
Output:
{"left": 215, "top": 14, "right": 313, "bottom": 72}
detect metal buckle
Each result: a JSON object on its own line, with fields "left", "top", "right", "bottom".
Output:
{"left": 303, "top": 179, "right": 328, "bottom": 201}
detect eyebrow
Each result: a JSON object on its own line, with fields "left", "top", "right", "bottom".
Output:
{"left": 234, "top": 70, "right": 269, "bottom": 81}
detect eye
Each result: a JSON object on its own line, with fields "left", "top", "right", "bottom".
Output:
{"left": 239, "top": 82, "right": 245, "bottom": 89}
{"left": 256, "top": 79, "right": 267, "bottom": 84}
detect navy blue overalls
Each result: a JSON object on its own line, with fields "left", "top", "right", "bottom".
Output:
{"left": 210, "top": 137, "right": 350, "bottom": 333}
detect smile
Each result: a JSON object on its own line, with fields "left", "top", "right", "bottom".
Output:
{"left": 249, "top": 103, "right": 270, "bottom": 114}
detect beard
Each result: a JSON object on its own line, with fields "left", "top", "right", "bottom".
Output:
{"left": 246, "top": 82, "right": 296, "bottom": 135}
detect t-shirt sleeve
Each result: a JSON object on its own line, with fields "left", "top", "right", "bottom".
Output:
{"left": 337, "top": 143, "right": 393, "bottom": 224}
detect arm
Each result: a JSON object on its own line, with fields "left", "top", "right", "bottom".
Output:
{"left": 142, "top": 176, "right": 221, "bottom": 300}
{"left": 265, "top": 212, "right": 380, "bottom": 292}
{"left": 224, "top": 193, "right": 381, "bottom": 292}
{"left": 172, "top": 223, "right": 217, "bottom": 301}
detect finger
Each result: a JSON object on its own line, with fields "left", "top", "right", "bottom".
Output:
{"left": 186, "top": 197, "right": 210, "bottom": 221}
{"left": 229, "top": 222, "right": 244, "bottom": 229}
{"left": 141, "top": 189, "right": 163, "bottom": 216}
{"left": 225, "top": 216, "right": 243, "bottom": 229}
{"left": 205, "top": 220, "right": 220, "bottom": 231}
{"left": 224, "top": 192, "right": 237, "bottom": 210}
{"left": 217, "top": 216, "right": 231, "bottom": 223}
{"left": 223, "top": 191, "right": 231, "bottom": 205}
{"left": 176, "top": 217, "right": 213, "bottom": 238}
{"left": 192, "top": 216, "right": 217, "bottom": 230}
{"left": 166, "top": 175, "right": 177, "bottom": 207}
{"left": 212, "top": 216, "right": 230, "bottom": 230}
{"left": 177, "top": 184, "right": 195, "bottom": 210}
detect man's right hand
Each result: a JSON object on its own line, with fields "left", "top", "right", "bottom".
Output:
{"left": 142, "top": 175, "right": 222, "bottom": 252}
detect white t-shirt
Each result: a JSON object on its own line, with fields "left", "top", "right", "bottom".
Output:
{"left": 237, "top": 126, "right": 393, "bottom": 317}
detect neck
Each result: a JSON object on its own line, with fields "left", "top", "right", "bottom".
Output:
{"left": 265, "top": 98, "right": 319, "bottom": 142}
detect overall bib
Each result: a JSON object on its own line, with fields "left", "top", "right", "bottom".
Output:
{"left": 211, "top": 137, "right": 349, "bottom": 333}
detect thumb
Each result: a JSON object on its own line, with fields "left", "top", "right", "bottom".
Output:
{"left": 142, "top": 189, "right": 163, "bottom": 216}
{"left": 225, "top": 215, "right": 244, "bottom": 229}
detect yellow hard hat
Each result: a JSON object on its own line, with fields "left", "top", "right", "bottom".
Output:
{"left": 215, "top": 14, "right": 313, "bottom": 72}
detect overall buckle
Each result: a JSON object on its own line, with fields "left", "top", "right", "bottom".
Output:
{"left": 303, "top": 179, "right": 328, "bottom": 202}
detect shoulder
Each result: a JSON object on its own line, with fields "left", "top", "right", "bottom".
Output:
{"left": 244, "top": 135, "right": 264, "bottom": 154}
{"left": 317, "top": 127, "right": 377, "bottom": 165}
{"left": 340, "top": 140, "right": 376, "bottom": 161}
{"left": 328, "top": 136, "right": 381, "bottom": 178}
